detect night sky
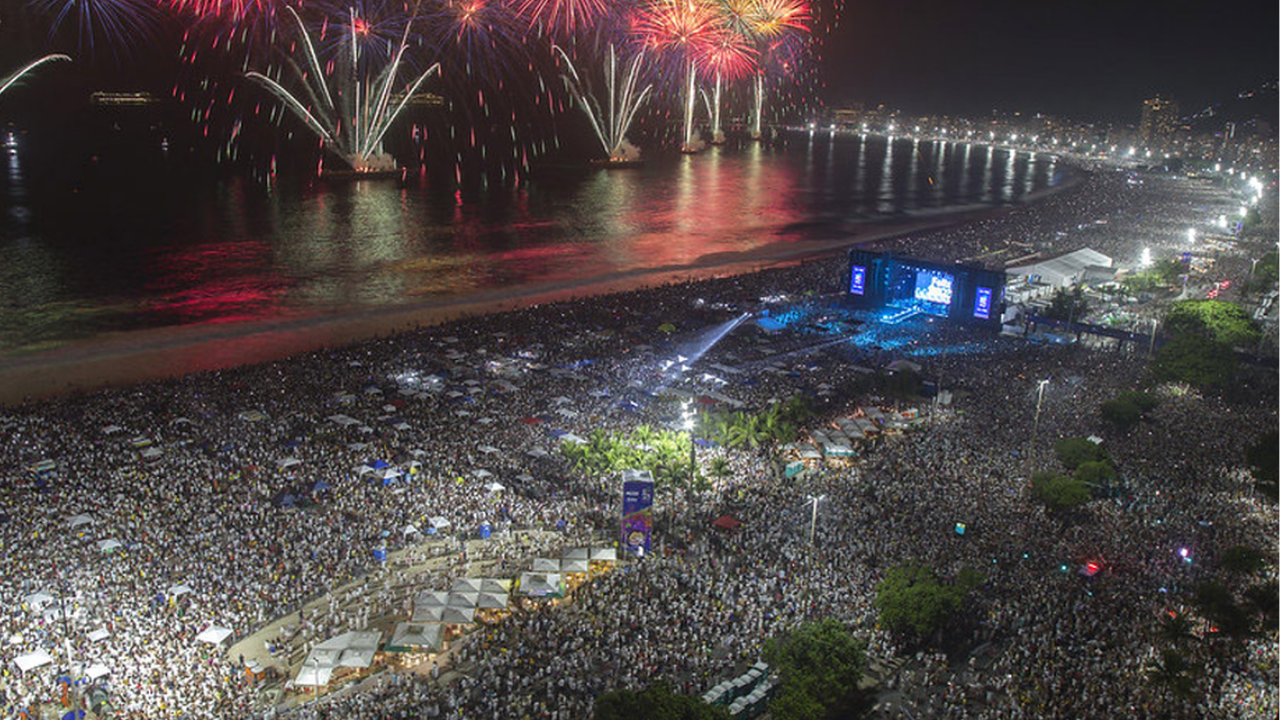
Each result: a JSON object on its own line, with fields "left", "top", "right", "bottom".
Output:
{"left": 822, "top": 0, "right": 1278, "bottom": 124}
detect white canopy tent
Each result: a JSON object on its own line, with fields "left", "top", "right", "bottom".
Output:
{"left": 196, "top": 626, "right": 234, "bottom": 645}
{"left": 97, "top": 538, "right": 124, "bottom": 552}
{"left": 415, "top": 591, "right": 450, "bottom": 608}
{"left": 589, "top": 547, "right": 618, "bottom": 562}
{"left": 476, "top": 592, "right": 509, "bottom": 610}
{"left": 66, "top": 514, "right": 95, "bottom": 529}
{"left": 276, "top": 458, "right": 302, "bottom": 470}
{"left": 531, "top": 558, "right": 560, "bottom": 573}
{"left": 445, "top": 592, "right": 479, "bottom": 609}
{"left": 14, "top": 650, "right": 53, "bottom": 672}
{"left": 388, "top": 623, "right": 443, "bottom": 652}
{"left": 562, "top": 547, "right": 590, "bottom": 561}
{"left": 23, "top": 591, "right": 55, "bottom": 612}
{"left": 85, "top": 663, "right": 110, "bottom": 680}
{"left": 167, "top": 584, "right": 194, "bottom": 598}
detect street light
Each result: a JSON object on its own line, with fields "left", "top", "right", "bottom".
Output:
{"left": 682, "top": 401, "right": 696, "bottom": 496}
{"left": 1148, "top": 318, "right": 1159, "bottom": 359}
{"left": 806, "top": 494, "right": 826, "bottom": 546}
{"left": 1029, "top": 379, "right": 1050, "bottom": 464}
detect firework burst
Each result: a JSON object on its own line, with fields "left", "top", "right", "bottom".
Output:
{"left": 28, "top": 0, "right": 170, "bottom": 63}
{"left": 634, "top": 0, "right": 720, "bottom": 151}
{"left": 555, "top": 43, "right": 653, "bottom": 161}
{"left": 514, "top": 0, "right": 609, "bottom": 38}
{"left": 245, "top": 4, "right": 440, "bottom": 172}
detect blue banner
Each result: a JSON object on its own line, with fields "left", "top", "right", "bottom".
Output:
{"left": 620, "top": 479, "right": 655, "bottom": 555}
{"left": 974, "top": 287, "right": 992, "bottom": 320}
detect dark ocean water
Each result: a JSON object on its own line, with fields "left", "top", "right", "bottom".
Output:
{"left": 0, "top": 132, "right": 1061, "bottom": 352}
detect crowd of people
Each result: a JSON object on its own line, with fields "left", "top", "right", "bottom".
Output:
{"left": 0, "top": 164, "right": 1274, "bottom": 720}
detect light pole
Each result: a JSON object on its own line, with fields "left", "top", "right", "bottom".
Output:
{"left": 806, "top": 494, "right": 825, "bottom": 546}
{"left": 1029, "top": 379, "right": 1049, "bottom": 466}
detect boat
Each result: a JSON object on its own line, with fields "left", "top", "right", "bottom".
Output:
{"left": 318, "top": 167, "right": 409, "bottom": 181}
{"left": 589, "top": 158, "right": 645, "bottom": 169}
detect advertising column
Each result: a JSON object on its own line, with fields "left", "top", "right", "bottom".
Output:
{"left": 620, "top": 469, "right": 655, "bottom": 556}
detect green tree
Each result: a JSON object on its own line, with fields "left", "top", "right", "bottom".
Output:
{"left": 763, "top": 619, "right": 868, "bottom": 720}
{"left": 1144, "top": 648, "right": 1197, "bottom": 698}
{"left": 873, "top": 561, "right": 969, "bottom": 639}
{"left": 1100, "top": 391, "right": 1160, "bottom": 430}
{"left": 1045, "top": 286, "right": 1090, "bottom": 322}
{"left": 1243, "top": 583, "right": 1279, "bottom": 632}
{"left": 1164, "top": 299, "right": 1261, "bottom": 347}
{"left": 1246, "top": 429, "right": 1278, "bottom": 502}
{"left": 1219, "top": 545, "right": 1266, "bottom": 574}
{"left": 1074, "top": 460, "right": 1116, "bottom": 488}
{"left": 1054, "top": 438, "right": 1110, "bottom": 470}
{"left": 1029, "top": 471, "right": 1091, "bottom": 512}
{"left": 594, "top": 683, "right": 728, "bottom": 720}
{"left": 1193, "top": 581, "right": 1253, "bottom": 638}
{"left": 1153, "top": 613, "right": 1195, "bottom": 647}
{"left": 1151, "top": 335, "right": 1237, "bottom": 388}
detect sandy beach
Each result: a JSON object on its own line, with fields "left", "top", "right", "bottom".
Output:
{"left": 0, "top": 204, "right": 1027, "bottom": 406}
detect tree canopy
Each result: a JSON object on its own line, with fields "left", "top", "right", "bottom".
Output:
{"left": 1029, "top": 471, "right": 1091, "bottom": 512}
{"left": 763, "top": 619, "right": 867, "bottom": 720}
{"left": 873, "top": 561, "right": 979, "bottom": 640}
{"left": 1045, "top": 287, "right": 1090, "bottom": 322}
{"left": 1054, "top": 437, "right": 1110, "bottom": 470}
{"left": 1151, "top": 334, "right": 1238, "bottom": 388}
{"left": 594, "top": 683, "right": 728, "bottom": 720}
{"left": 1164, "top": 299, "right": 1261, "bottom": 348}
{"left": 1100, "top": 391, "right": 1160, "bottom": 430}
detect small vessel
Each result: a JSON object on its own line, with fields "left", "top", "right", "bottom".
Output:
{"left": 589, "top": 157, "right": 644, "bottom": 169}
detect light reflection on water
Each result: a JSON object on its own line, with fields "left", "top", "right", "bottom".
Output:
{"left": 0, "top": 133, "right": 1062, "bottom": 351}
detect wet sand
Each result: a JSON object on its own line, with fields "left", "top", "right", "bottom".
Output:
{"left": 0, "top": 205, "right": 1018, "bottom": 406}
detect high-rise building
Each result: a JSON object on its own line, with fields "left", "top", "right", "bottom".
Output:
{"left": 1139, "top": 96, "right": 1179, "bottom": 148}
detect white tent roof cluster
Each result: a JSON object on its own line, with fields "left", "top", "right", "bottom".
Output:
{"left": 1006, "top": 247, "right": 1114, "bottom": 288}
{"left": 295, "top": 630, "right": 382, "bottom": 686}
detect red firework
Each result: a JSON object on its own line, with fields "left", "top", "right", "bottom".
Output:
{"left": 634, "top": 0, "right": 720, "bottom": 58}
{"left": 700, "top": 26, "right": 756, "bottom": 79}
{"left": 513, "top": 0, "right": 609, "bottom": 36}
{"left": 166, "top": 0, "right": 275, "bottom": 22}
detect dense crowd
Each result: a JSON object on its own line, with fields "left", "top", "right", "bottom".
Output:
{"left": 0, "top": 166, "right": 1274, "bottom": 720}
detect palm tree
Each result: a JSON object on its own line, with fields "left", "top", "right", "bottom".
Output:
{"left": 1144, "top": 649, "right": 1196, "bottom": 698}
{"left": 1153, "top": 613, "right": 1195, "bottom": 647}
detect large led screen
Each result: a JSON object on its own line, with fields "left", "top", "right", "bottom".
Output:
{"left": 974, "top": 287, "right": 993, "bottom": 319}
{"left": 913, "top": 270, "right": 954, "bottom": 306}
{"left": 850, "top": 265, "right": 867, "bottom": 295}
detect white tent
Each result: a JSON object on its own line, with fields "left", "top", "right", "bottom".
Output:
{"left": 589, "top": 547, "right": 618, "bottom": 562}
{"left": 562, "top": 547, "right": 590, "bottom": 561}
{"left": 411, "top": 605, "right": 446, "bottom": 623}
{"left": 531, "top": 558, "right": 560, "bottom": 573}
{"left": 328, "top": 414, "right": 360, "bottom": 427}
{"left": 85, "top": 663, "right": 110, "bottom": 680}
{"left": 87, "top": 628, "right": 111, "bottom": 642}
{"left": 517, "top": 573, "right": 563, "bottom": 598}
{"left": 167, "top": 584, "right": 194, "bottom": 598}
{"left": 415, "top": 591, "right": 450, "bottom": 608}
{"left": 478, "top": 445, "right": 500, "bottom": 455}
{"left": 294, "top": 664, "right": 334, "bottom": 687}
{"left": 66, "top": 514, "right": 95, "bottom": 529}
{"left": 476, "top": 592, "right": 509, "bottom": 610}
{"left": 551, "top": 396, "right": 572, "bottom": 405}
{"left": 140, "top": 447, "right": 163, "bottom": 459}
{"left": 452, "top": 578, "right": 509, "bottom": 594}
{"left": 102, "top": 425, "right": 124, "bottom": 434}
{"left": 438, "top": 606, "right": 475, "bottom": 624}
{"left": 23, "top": 591, "right": 55, "bottom": 611}
{"left": 560, "top": 559, "right": 589, "bottom": 574}
{"left": 446, "top": 592, "right": 479, "bottom": 609}
{"left": 476, "top": 417, "right": 496, "bottom": 425}
{"left": 196, "top": 625, "right": 233, "bottom": 645}
{"left": 277, "top": 458, "right": 302, "bottom": 470}
{"left": 428, "top": 516, "right": 451, "bottom": 530}
{"left": 97, "top": 538, "right": 124, "bottom": 552}
{"left": 14, "top": 650, "right": 53, "bottom": 672}
{"left": 484, "top": 482, "right": 505, "bottom": 493}
{"left": 389, "top": 623, "right": 443, "bottom": 651}
{"left": 473, "top": 469, "right": 494, "bottom": 479}
{"left": 525, "top": 448, "right": 550, "bottom": 458}
{"left": 402, "top": 524, "right": 420, "bottom": 537}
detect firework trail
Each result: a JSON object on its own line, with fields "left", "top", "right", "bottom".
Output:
{"left": 555, "top": 43, "right": 652, "bottom": 161}
{"left": 245, "top": 4, "right": 440, "bottom": 171}
{"left": 634, "top": 0, "right": 719, "bottom": 152}
{"left": 0, "top": 54, "right": 72, "bottom": 99}
{"left": 515, "top": 0, "right": 610, "bottom": 38}
{"left": 698, "top": 24, "right": 754, "bottom": 143}
{"left": 745, "top": 0, "right": 810, "bottom": 138}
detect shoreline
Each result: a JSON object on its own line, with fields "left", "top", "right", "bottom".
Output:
{"left": 0, "top": 185, "right": 1071, "bottom": 406}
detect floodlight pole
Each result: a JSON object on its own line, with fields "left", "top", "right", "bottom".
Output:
{"left": 1029, "top": 379, "right": 1049, "bottom": 467}
{"left": 806, "top": 494, "right": 824, "bottom": 546}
